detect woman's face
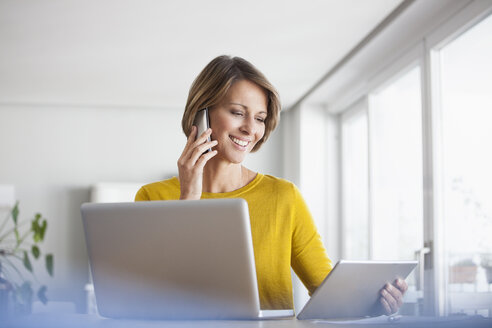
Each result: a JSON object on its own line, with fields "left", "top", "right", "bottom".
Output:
{"left": 209, "top": 79, "right": 268, "bottom": 164}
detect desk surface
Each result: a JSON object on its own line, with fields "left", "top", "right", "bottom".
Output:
{"left": 6, "top": 314, "right": 306, "bottom": 328}
{"left": 3, "top": 313, "right": 492, "bottom": 328}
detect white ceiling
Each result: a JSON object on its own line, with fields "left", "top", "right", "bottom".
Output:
{"left": 0, "top": 0, "right": 402, "bottom": 110}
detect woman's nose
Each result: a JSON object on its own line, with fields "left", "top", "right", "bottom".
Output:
{"left": 240, "top": 116, "right": 256, "bottom": 135}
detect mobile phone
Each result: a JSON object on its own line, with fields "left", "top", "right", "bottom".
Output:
{"left": 193, "top": 107, "right": 212, "bottom": 153}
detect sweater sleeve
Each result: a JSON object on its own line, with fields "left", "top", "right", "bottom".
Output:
{"left": 134, "top": 186, "right": 150, "bottom": 201}
{"left": 290, "top": 185, "right": 333, "bottom": 295}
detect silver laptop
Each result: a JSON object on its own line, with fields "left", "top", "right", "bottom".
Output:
{"left": 81, "top": 198, "right": 294, "bottom": 320}
{"left": 297, "top": 260, "right": 418, "bottom": 320}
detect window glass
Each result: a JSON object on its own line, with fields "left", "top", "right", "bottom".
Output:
{"left": 439, "top": 14, "right": 492, "bottom": 315}
{"left": 367, "top": 67, "right": 424, "bottom": 307}
{"left": 341, "top": 108, "right": 369, "bottom": 259}
{"left": 369, "top": 66, "right": 424, "bottom": 264}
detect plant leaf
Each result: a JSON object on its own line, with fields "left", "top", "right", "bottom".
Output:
{"left": 40, "top": 220, "right": 47, "bottom": 240}
{"left": 46, "top": 254, "right": 54, "bottom": 276}
{"left": 15, "top": 228, "right": 20, "bottom": 243}
{"left": 32, "top": 215, "right": 40, "bottom": 242}
{"left": 33, "top": 231, "right": 41, "bottom": 243}
{"left": 11, "top": 202, "right": 19, "bottom": 225}
{"left": 33, "top": 218, "right": 47, "bottom": 243}
{"left": 23, "top": 251, "right": 33, "bottom": 272}
{"left": 32, "top": 245, "right": 40, "bottom": 259}
{"left": 37, "top": 285, "right": 48, "bottom": 304}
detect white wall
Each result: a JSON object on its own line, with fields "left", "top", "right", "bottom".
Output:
{"left": 0, "top": 104, "right": 283, "bottom": 312}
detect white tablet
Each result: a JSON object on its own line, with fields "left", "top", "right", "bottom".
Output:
{"left": 297, "top": 260, "right": 418, "bottom": 320}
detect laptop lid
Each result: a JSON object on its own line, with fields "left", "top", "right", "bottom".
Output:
{"left": 297, "top": 260, "right": 418, "bottom": 320}
{"left": 81, "top": 198, "right": 267, "bottom": 320}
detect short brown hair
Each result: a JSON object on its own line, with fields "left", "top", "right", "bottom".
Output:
{"left": 182, "top": 55, "right": 281, "bottom": 152}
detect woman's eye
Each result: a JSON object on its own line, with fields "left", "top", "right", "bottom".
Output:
{"left": 256, "top": 117, "right": 265, "bottom": 123}
{"left": 231, "top": 111, "right": 243, "bottom": 116}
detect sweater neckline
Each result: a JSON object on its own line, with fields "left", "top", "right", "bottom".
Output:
{"left": 171, "top": 173, "right": 263, "bottom": 198}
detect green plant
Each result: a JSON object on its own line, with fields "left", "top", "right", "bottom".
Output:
{"left": 0, "top": 202, "right": 54, "bottom": 311}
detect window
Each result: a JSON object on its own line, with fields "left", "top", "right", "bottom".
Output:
{"left": 341, "top": 104, "right": 369, "bottom": 260}
{"left": 331, "top": 1, "right": 492, "bottom": 317}
{"left": 437, "top": 13, "right": 492, "bottom": 315}
{"left": 341, "top": 65, "right": 424, "bottom": 265}
{"left": 366, "top": 67, "right": 425, "bottom": 312}
{"left": 340, "top": 67, "right": 424, "bottom": 304}
{"left": 369, "top": 66, "right": 424, "bottom": 266}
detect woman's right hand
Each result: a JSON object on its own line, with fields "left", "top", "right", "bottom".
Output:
{"left": 177, "top": 126, "right": 218, "bottom": 200}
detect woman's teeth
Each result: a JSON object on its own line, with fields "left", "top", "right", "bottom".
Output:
{"left": 231, "top": 136, "right": 249, "bottom": 147}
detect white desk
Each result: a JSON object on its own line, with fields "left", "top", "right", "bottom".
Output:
{"left": 4, "top": 314, "right": 311, "bottom": 328}
{"left": 3, "top": 313, "right": 492, "bottom": 328}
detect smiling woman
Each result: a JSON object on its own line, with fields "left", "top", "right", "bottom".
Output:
{"left": 134, "top": 55, "right": 407, "bottom": 312}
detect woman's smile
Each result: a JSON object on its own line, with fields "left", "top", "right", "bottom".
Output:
{"left": 229, "top": 135, "right": 251, "bottom": 149}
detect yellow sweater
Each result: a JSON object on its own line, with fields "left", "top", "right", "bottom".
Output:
{"left": 135, "top": 173, "right": 332, "bottom": 310}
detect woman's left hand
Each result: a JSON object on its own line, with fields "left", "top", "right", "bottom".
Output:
{"left": 379, "top": 278, "right": 408, "bottom": 314}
